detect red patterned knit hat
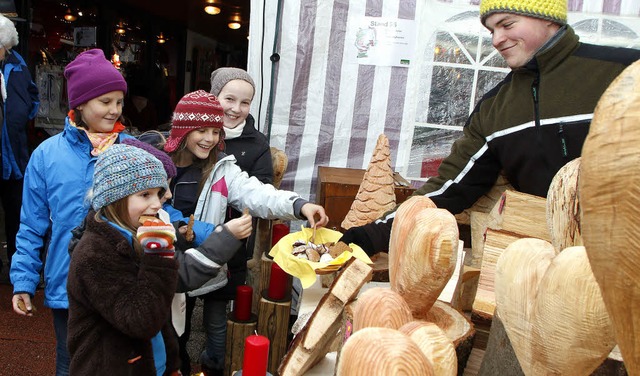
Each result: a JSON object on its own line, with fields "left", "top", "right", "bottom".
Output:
{"left": 164, "top": 90, "right": 225, "bottom": 153}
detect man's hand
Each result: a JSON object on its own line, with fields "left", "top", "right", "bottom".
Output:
{"left": 340, "top": 226, "right": 375, "bottom": 255}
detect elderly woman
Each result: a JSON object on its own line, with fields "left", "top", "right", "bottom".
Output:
{"left": 0, "top": 14, "right": 39, "bottom": 271}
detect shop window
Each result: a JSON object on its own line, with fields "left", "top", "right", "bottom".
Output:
{"left": 406, "top": 11, "right": 508, "bottom": 181}
{"left": 404, "top": 12, "right": 640, "bottom": 182}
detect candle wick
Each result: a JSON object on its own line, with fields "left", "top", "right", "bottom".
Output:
{"left": 254, "top": 330, "right": 258, "bottom": 336}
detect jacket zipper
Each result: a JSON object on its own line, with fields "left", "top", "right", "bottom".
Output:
{"left": 532, "top": 75, "right": 569, "bottom": 159}
{"left": 531, "top": 77, "right": 541, "bottom": 146}
{"left": 558, "top": 123, "right": 568, "bottom": 158}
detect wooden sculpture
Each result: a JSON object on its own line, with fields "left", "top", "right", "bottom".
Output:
{"left": 352, "top": 287, "right": 413, "bottom": 332}
{"left": 546, "top": 157, "right": 582, "bottom": 252}
{"left": 277, "top": 258, "right": 372, "bottom": 376}
{"left": 580, "top": 59, "right": 640, "bottom": 376}
{"left": 270, "top": 146, "right": 288, "bottom": 189}
{"left": 399, "top": 321, "right": 457, "bottom": 376}
{"left": 341, "top": 134, "right": 396, "bottom": 230}
{"left": 337, "top": 327, "right": 434, "bottom": 376}
{"left": 495, "top": 239, "right": 615, "bottom": 375}
{"left": 388, "top": 196, "right": 459, "bottom": 316}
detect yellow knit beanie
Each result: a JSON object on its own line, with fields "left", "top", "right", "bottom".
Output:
{"left": 480, "top": 0, "right": 567, "bottom": 26}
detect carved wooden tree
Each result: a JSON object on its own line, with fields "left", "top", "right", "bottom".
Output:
{"left": 341, "top": 134, "right": 396, "bottom": 230}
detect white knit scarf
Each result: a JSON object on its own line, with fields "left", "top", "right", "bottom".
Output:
{"left": 223, "top": 120, "right": 246, "bottom": 140}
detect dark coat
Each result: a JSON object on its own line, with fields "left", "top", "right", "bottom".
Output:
{"left": 67, "top": 211, "right": 180, "bottom": 375}
{"left": 2, "top": 50, "right": 39, "bottom": 179}
{"left": 210, "top": 114, "right": 273, "bottom": 300}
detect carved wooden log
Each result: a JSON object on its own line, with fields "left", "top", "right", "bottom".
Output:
{"left": 469, "top": 211, "right": 491, "bottom": 269}
{"left": 472, "top": 229, "right": 524, "bottom": 321}
{"left": 488, "top": 190, "right": 550, "bottom": 242}
{"left": 337, "top": 327, "right": 434, "bottom": 376}
{"left": 478, "top": 314, "right": 628, "bottom": 376}
{"left": 352, "top": 287, "right": 413, "bottom": 332}
{"left": 450, "top": 264, "right": 480, "bottom": 312}
{"left": 278, "top": 258, "right": 372, "bottom": 376}
{"left": 495, "top": 240, "right": 615, "bottom": 376}
{"left": 389, "top": 196, "right": 459, "bottom": 316}
{"left": 419, "top": 300, "right": 475, "bottom": 373}
{"left": 270, "top": 147, "right": 288, "bottom": 189}
{"left": 546, "top": 157, "right": 583, "bottom": 252}
{"left": 257, "top": 292, "right": 291, "bottom": 375}
{"left": 247, "top": 147, "right": 288, "bottom": 313}
{"left": 370, "top": 252, "right": 389, "bottom": 282}
{"left": 399, "top": 321, "right": 458, "bottom": 376}
{"left": 580, "top": 59, "right": 640, "bottom": 375}
{"left": 455, "top": 174, "right": 513, "bottom": 226}
{"left": 224, "top": 313, "right": 257, "bottom": 376}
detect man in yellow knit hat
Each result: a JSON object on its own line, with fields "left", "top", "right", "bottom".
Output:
{"left": 341, "top": 0, "right": 640, "bottom": 255}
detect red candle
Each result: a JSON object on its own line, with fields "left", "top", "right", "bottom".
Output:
{"left": 242, "top": 334, "right": 270, "bottom": 376}
{"left": 234, "top": 285, "right": 253, "bottom": 321}
{"left": 271, "top": 223, "right": 290, "bottom": 247}
{"left": 268, "top": 262, "right": 288, "bottom": 300}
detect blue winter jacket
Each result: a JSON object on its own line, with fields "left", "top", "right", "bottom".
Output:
{"left": 2, "top": 50, "right": 39, "bottom": 179}
{"left": 10, "top": 119, "right": 132, "bottom": 308}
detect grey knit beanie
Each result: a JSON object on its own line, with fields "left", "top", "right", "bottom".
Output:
{"left": 122, "top": 138, "right": 177, "bottom": 178}
{"left": 209, "top": 67, "right": 255, "bottom": 97}
{"left": 91, "top": 144, "right": 168, "bottom": 211}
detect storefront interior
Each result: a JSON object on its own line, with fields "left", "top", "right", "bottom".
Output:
{"left": 9, "top": 0, "right": 250, "bottom": 137}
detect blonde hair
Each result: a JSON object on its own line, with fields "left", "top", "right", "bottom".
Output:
{"left": 95, "top": 198, "right": 144, "bottom": 255}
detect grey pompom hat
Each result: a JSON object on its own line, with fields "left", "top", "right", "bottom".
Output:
{"left": 209, "top": 67, "right": 255, "bottom": 97}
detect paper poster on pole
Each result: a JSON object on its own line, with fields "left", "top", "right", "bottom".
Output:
{"left": 349, "top": 16, "right": 417, "bottom": 67}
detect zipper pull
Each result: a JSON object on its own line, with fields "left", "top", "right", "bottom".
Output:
{"left": 558, "top": 123, "right": 568, "bottom": 158}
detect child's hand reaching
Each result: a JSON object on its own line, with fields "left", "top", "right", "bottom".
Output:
{"left": 137, "top": 217, "right": 177, "bottom": 257}
{"left": 224, "top": 209, "right": 252, "bottom": 240}
{"left": 301, "top": 203, "right": 329, "bottom": 228}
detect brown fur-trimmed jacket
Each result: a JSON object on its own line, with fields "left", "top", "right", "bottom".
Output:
{"left": 67, "top": 211, "right": 180, "bottom": 375}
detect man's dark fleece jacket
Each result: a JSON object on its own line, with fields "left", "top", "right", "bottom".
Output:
{"left": 346, "top": 26, "right": 640, "bottom": 256}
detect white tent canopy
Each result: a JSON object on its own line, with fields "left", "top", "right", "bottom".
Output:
{"left": 248, "top": 0, "right": 640, "bottom": 201}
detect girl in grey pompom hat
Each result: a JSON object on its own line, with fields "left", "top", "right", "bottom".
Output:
{"left": 209, "top": 67, "right": 255, "bottom": 98}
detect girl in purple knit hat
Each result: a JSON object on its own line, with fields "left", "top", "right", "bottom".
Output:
{"left": 10, "top": 48, "right": 131, "bottom": 376}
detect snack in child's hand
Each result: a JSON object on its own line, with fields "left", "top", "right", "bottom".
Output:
{"left": 137, "top": 217, "right": 176, "bottom": 257}
{"left": 17, "top": 299, "right": 36, "bottom": 314}
{"left": 185, "top": 214, "right": 195, "bottom": 242}
{"left": 139, "top": 215, "right": 159, "bottom": 225}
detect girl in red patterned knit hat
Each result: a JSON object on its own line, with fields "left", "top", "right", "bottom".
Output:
{"left": 164, "top": 90, "right": 329, "bottom": 375}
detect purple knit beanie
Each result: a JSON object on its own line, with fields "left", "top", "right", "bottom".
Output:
{"left": 64, "top": 49, "right": 128, "bottom": 109}
{"left": 122, "top": 138, "right": 177, "bottom": 179}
